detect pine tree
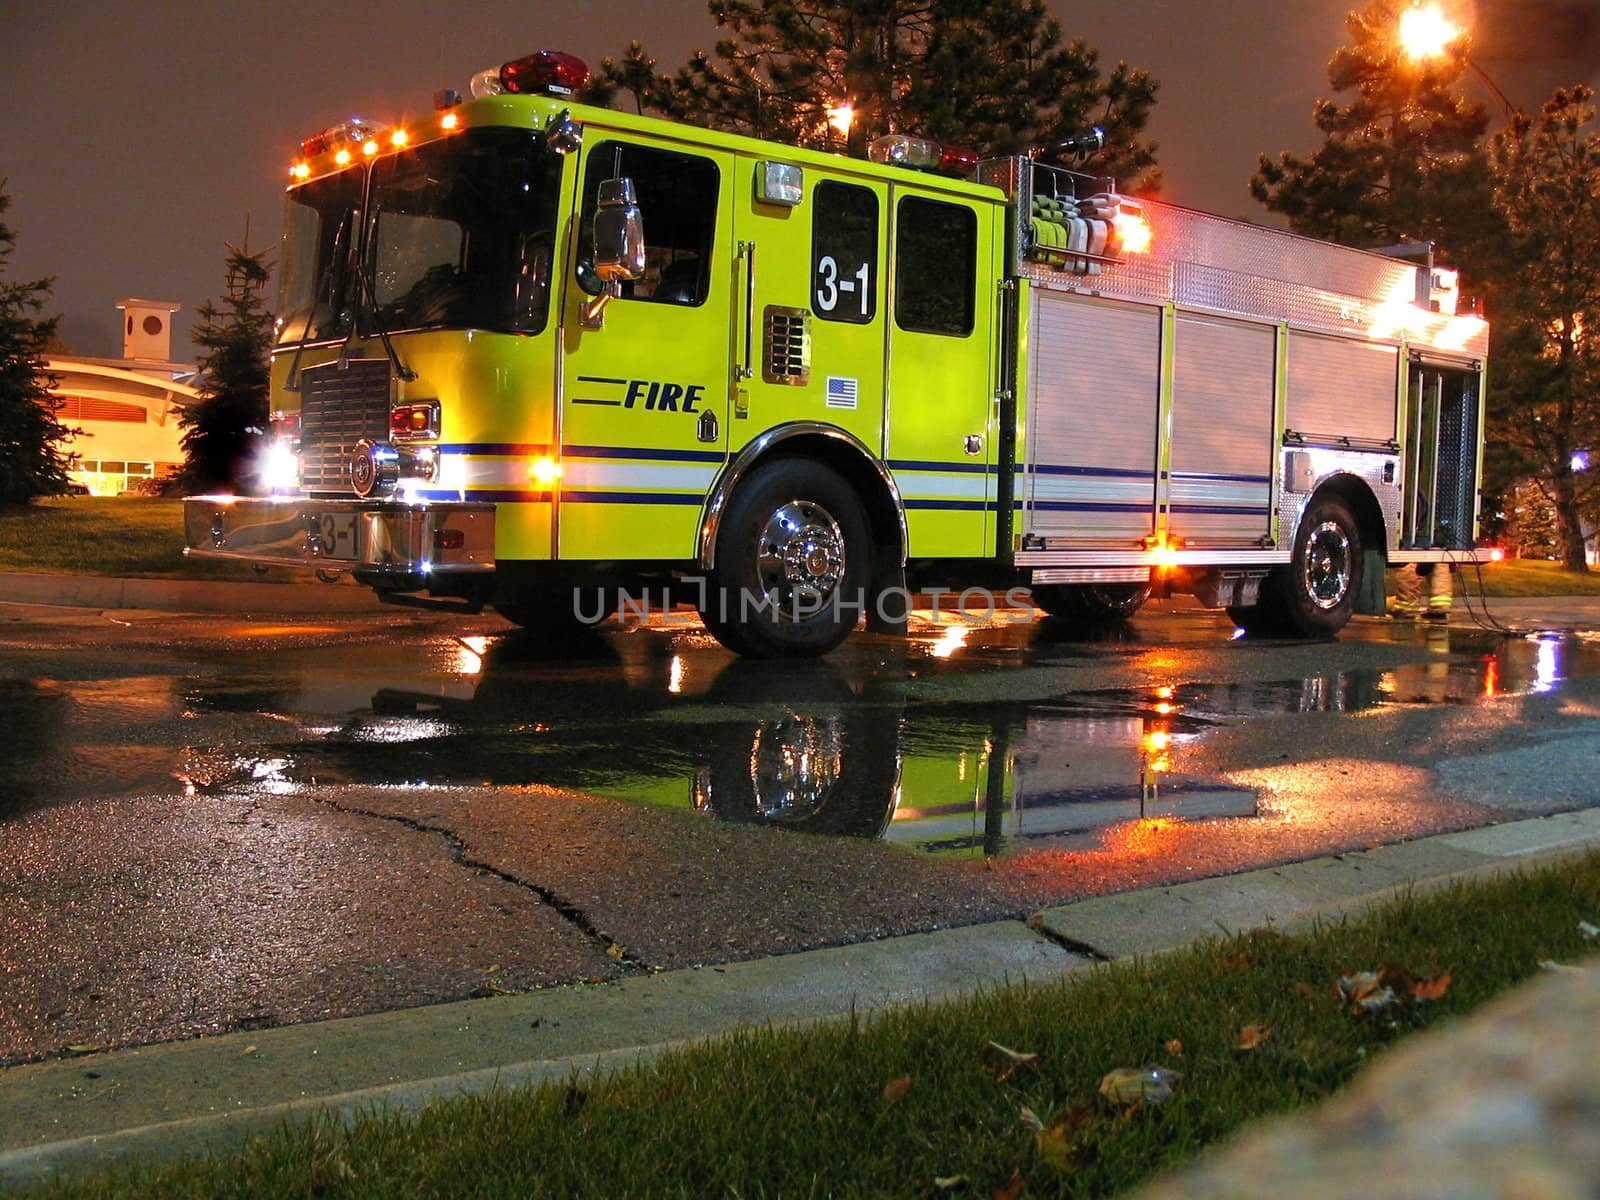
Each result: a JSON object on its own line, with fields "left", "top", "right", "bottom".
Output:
{"left": 177, "top": 242, "right": 274, "bottom": 495}
{"left": 1485, "top": 86, "right": 1600, "bottom": 570}
{"left": 584, "top": 0, "right": 1160, "bottom": 190}
{"left": 1250, "top": 0, "right": 1498, "bottom": 270}
{"left": 0, "top": 182, "right": 73, "bottom": 505}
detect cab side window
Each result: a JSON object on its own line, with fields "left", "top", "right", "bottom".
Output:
{"left": 894, "top": 196, "right": 976, "bottom": 336}
{"left": 811, "top": 181, "right": 878, "bottom": 324}
{"left": 578, "top": 141, "right": 718, "bottom": 305}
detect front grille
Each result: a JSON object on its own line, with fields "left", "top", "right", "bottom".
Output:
{"left": 298, "top": 360, "right": 392, "bottom": 495}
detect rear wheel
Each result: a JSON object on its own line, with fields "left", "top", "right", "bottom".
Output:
{"left": 1249, "top": 495, "right": 1363, "bottom": 638}
{"left": 699, "top": 458, "right": 872, "bottom": 658}
{"left": 1033, "top": 582, "right": 1152, "bottom": 622}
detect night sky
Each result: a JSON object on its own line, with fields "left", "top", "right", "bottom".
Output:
{"left": 5, "top": 1, "right": 1595, "bottom": 358}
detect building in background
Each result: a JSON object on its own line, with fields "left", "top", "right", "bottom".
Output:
{"left": 46, "top": 299, "right": 198, "bottom": 495}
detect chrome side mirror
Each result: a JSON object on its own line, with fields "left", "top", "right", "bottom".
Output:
{"left": 583, "top": 177, "right": 645, "bottom": 328}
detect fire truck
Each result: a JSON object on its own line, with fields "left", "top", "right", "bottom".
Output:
{"left": 185, "top": 49, "right": 1494, "bottom": 657}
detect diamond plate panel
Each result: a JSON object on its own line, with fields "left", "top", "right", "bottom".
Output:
{"left": 979, "top": 155, "right": 1490, "bottom": 358}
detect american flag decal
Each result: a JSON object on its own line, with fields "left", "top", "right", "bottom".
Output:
{"left": 825, "top": 376, "right": 858, "bottom": 410}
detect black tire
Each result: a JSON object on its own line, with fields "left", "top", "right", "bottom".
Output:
{"left": 1225, "top": 600, "right": 1286, "bottom": 635}
{"left": 493, "top": 588, "right": 606, "bottom": 633}
{"left": 699, "top": 458, "right": 872, "bottom": 658}
{"left": 1033, "top": 582, "right": 1152, "bottom": 622}
{"left": 1261, "top": 494, "right": 1363, "bottom": 638}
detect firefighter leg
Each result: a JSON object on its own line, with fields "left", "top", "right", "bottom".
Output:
{"left": 1423, "top": 562, "right": 1454, "bottom": 622}
{"left": 1388, "top": 564, "right": 1425, "bottom": 618}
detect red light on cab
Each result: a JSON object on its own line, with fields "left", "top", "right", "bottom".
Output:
{"left": 499, "top": 50, "right": 591, "bottom": 96}
{"left": 938, "top": 144, "right": 979, "bottom": 175}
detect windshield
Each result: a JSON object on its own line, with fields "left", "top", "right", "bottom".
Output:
{"left": 276, "top": 128, "right": 563, "bottom": 346}
{"left": 277, "top": 169, "right": 361, "bottom": 344}
{"left": 364, "top": 127, "right": 563, "bottom": 336}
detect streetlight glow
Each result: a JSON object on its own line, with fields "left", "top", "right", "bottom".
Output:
{"left": 1398, "top": 3, "right": 1460, "bottom": 60}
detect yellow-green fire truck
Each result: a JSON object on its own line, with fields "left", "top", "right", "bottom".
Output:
{"left": 185, "top": 48, "right": 1495, "bottom": 656}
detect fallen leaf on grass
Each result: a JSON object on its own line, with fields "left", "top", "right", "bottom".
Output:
{"left": 993, "top": 1166, "right": 1026, "bottom": 1200}
{"left": 1333, "top": 966, "right": 1450, "bottom": 1012}
{"left": 932, "top": 1176, "right": 969, "bottom": 1192}
{"left": 1033, "top": 1106, "right": 1089, "bottom": 1170}
{"left": 1034, "top": 1123, "right": 1073, "bottom": 1169}
{"left": 1539, "top": 959, "right": 1588, "bottom": 975}
{"left": 242, "top": 1045, "right": 258, "bottom": 1056}
{"left": 882, "top": 1075, "right": 912, "bottom": 1104}
{"left": 1334, "top": 971, "right": 1397, "bottom": 1013}
{"left": 1163, "top": 1039, "right": 1184, "bottom": 1056}
{"left": 981, "top": 1041, "right": 1040, "bottom": 1082}
{"left": 605, "top": 944, "right": 626, "bottom": 959}
{"left": 64, "top": 1045, "right": 101, "bottom": 1056}
{"left": 1098, "top": 1066, "right": 1181, "bottom": 1105}
{"left": 1017, "top": 1105, "right": 1044, "bottom": 1133}
{"left": 1578, "top": 920, "right": 1599, "bottom": 940}
{"left": 1410, "top": 972, "right": 1452, "bottom": 1002}
{"left": 1236, "top": 1024, "right": 1271, "bottom": 1051}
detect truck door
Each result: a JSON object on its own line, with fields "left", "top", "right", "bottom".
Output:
{"left": 884, "top": 192, "right": 1000, "bottom": 557}
{"left": 726, "top": 162, "right": 888, "bottom": 471}
{"left": 557, "top": 139, "right": 735, "bottom": 561}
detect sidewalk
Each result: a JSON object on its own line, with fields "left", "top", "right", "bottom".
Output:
{"left": 0, "top": 570, "right": 388, "bottom": 614}
{"left": 3, "top": 808, "right": 1598, "bottom": 1187}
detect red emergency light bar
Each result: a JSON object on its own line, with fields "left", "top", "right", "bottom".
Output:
{"left": 868, "top": 134, "right": 978, "bottom": 179}
{"left": 299, "top": 118, "right": 388, "bottom": 160}
{"left": 502, "top": 49, "right": 590, "bottom": 95}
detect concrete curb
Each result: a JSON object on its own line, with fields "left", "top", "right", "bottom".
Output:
{"left": 0, "top": 571, "right": 388, "bottom": 614}
{"left": 3, "top": 809, "right": 1598, "bottom": 1187}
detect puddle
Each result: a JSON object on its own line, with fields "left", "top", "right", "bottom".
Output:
{"left": 8, "top": 625, "right": 1600, "bottom": 851}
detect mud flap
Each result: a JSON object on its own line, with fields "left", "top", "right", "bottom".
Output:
{"left": 865, "top": 555, "right": 909, "bottom": 635}
{"left": 1355, "top": 549, "right": 1387, "bottom": 615}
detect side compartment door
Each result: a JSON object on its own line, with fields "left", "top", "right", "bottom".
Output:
{"left": 885, "top": 192, "right": 1000, "bottom": 556}
{"left": 1166, "top": 315, "right": 1277, "bottom": 545}
{"left": 1022, "top": 293, "right": 1160, "bottom": 544}
{"left": 557, "top": 138, "right": 734, "bottom": 562}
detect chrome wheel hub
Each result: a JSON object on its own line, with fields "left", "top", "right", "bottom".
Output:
{"left": 755, "top": 499, "right": 846, "bottom": 615}
{"left": 1303, "top": 520, "right": 1352, "bottom": 609}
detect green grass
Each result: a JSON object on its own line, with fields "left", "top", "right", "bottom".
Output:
{"left": 1459, "top": 556, "right": 1600, "bottom": 597}
{"left": 26, "top": 852, "right": 1600, "bottom": 1199}
{"left": 0, "top": 498, "right": 289, "bottom": 581}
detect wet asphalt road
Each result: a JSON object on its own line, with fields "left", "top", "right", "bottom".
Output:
{"left": 3, "top": 598, "right": 1600, "bottom": 1066}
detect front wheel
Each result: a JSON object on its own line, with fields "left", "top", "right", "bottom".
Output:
{"left": 699, "top": 458, "right": 872, "bottom": 658}
{"left": 1262, "top": 495, "right": 1363, "bottom": 637}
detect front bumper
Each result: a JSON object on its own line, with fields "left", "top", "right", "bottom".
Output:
{"left": 183, "top": 496, "right": 496, "bottom": 577}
